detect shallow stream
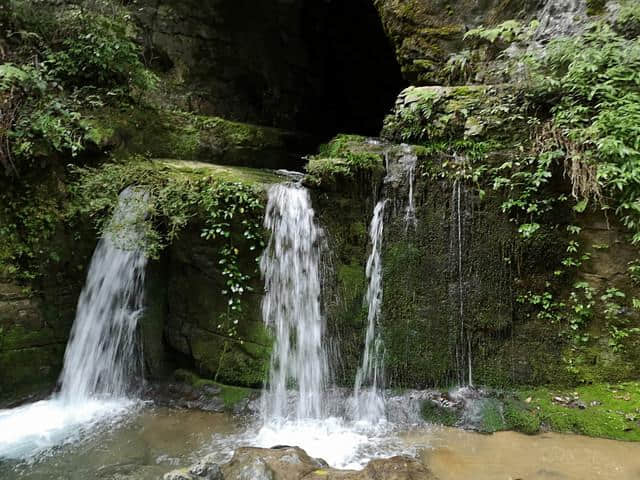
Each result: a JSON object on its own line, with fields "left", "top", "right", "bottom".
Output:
{"left": 1, "top": 405, "right": 639, "bottom": 480}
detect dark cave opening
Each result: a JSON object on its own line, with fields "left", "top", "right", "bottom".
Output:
{"left": 299, "top": 0, "right": 407, "bottom": 137}
{"left": 144, "top": 0, "right": 405, "bottom": 140}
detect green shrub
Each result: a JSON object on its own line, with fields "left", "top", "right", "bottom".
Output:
{"left": 0, "top": 1, "right": 156, "bottom": 174}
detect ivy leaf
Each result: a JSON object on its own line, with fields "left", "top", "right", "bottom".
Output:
{"left": 573, "top": 199, "right": 588, "bottom": 213}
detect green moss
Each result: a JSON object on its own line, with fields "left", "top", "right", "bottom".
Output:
{"left": 516, "top": 382, "right": 640, "bottom": 441}
{"left": 418, "top": 25, "right": 465, "bottom": 37}
{"left": 337, "top": 264, "right": 366, "bottom": 309}
{"left": 421, "top": 400, "right": 461, "bottom": 426}
{"left": 155, "top": 160, "right": 281, "bottom": 186}
{"left": 0, "top": 345, "right": 66, "bottom": 402}
{"left": 85, "top": 106, "right": 300, "bottom": 169}
{"left": 586, "top": 0, "right": 607, "bottom": 15}
{"left": 304, "top": 134, "right": 385, "bottom": 187}
{"left": 173, "top": 369, "right": 255, "bottom": 409}
{"left": 478, "top": 398, "right": 508, "bottom": 433}
{"left": 503, "top": 398, "right": 542, "bottom": 435}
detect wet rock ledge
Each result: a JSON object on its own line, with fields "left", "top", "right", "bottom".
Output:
{"left": 164, "top": 446, "right": 436, "bottom": 480}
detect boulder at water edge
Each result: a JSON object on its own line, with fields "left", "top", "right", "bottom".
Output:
{"left": 164, "top": 446, "right": 438, "bottom": 480}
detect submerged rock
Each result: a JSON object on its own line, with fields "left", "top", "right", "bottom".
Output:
{"left": 165, "top": 446, "right": 438, "bottom": 480}
{"left": 189, "top": 454, "right": 224, "bottom": 480}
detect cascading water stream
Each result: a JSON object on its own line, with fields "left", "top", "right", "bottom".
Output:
{"left": 351, "top": 144, "right": 419, "bottom": 422}
{"left": 259, "top": 183, "right": 328, "bottom": 422}
{"left": 451, "top": 178, "right": 472, "bottom": 387}
{"left": 0, "top": 188, "right": 148, "bottom": 460}
{"left": 352, "top": 200, "right": 387, "bottom": 423}
{"left": 59, "top": 188, "right": 148, "bottom": 403}
{"left": 252, "top": 181, "right": 413, "bottom": 469}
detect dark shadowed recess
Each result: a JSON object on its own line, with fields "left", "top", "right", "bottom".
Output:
{"left": 143, "top": 0, "right": 405, "bottom": 139}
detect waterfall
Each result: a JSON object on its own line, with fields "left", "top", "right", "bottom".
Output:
{"left": 350, "top": 144, "right": 419, "bottom": 422}
{"left": 352, "top": 200, "right": 386, "bottom": 422}
{"left": 0, "top": 188, "right": 147, "bottom": 460}
{"left": 451, "top": 179, "right": 472, "bottom": 386}
{"left": 402, "top": 146, "right": 417, "bottom": 231}
{"left": 260, "top": 183, "right": 328, "bottom": 421}
{"left": 58, "top": 187, "right": 148, "bottom": 402}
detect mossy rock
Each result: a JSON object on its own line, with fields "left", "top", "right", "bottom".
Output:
{"left": 174, "top": 369, "right": 255, "bottom": 409}
{"left": 374, "top": 0, "right": 539, "bottom": 84}
{"left": 85, "top": 106, "right": 312, "bottom": 170}
{"left": 304, "top": 134, "right": 386, "bottom": 189}
{"left": 421, "top": 400, "right": 462, "bottom": 426}
{"left": 382, "top": 85, "right": 532, "bottom": 146}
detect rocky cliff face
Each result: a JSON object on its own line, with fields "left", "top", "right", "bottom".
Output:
{"left": 2, "top": 0, "right": 638, "bottom": 403}
{"left": 373, "top": 0, "right": 539, "bottom": 84}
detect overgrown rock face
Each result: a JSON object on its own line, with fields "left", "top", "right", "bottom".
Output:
{"left": 164, "top": 225, "right": 271, "bottom": 388}
{"left": 373, "top": 0, "right": 539, "bottom": 84}
{"left": 0, "top": 233, "right": 95, "bottom": 405}
{"left": 136, "top": 0, "right": 404, "bottom": 136}
{"left": 0, "top": 281, "right": 66, "bottom": 405}
{"left": 312, "top": 79, "right": 640, "bottom": 388}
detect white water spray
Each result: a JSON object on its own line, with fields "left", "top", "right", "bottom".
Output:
{"left": 352, "top": 200, "right": 387, "bottom": 422}
{"left": 254, "top": 183, "right": 407, "bottom": 468}
{"left": 59, "top": 187, "right": 148, "bottom": 402}
{"left": 259, "top": 183, "right": 328, "bottom": 421}
{"left": 0, "top": 188, "right": 147, "bottom": 460}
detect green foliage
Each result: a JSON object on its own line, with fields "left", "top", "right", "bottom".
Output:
{"left": 305, "top": 134, "right": 385, "bottom": 186}
{"left": 516, "top": 382, "right": 640, "bottom": 441}
{"left": 615, "top": 2, "right": 640, "bottom": 37}
{"left": 464, "top": 20, "right": 540, "bottom": 45}
{"left": 442, "top": 50, "right": 475, "bottom": 85}
{"left": 0, "top": 1, "right": 156, "bottom": 174}
{"left": 0, "top": 172, "right": 76, "bottom": 279}
{"left": 527, "top": 22, "right": 640, "bottom": 243}
{"left": 44, "top": 9, "right": 152, "bottom": 90}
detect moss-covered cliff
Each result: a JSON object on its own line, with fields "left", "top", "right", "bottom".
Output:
{"left": 2, "top": 0, "right": 640, "bottom": 408}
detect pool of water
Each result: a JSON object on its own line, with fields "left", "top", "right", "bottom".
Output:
{"left": 0, "top": 407, "right": 240, "bottom": 480}
{"left": 409, "top": 427, "right": 640, "bottom": 480}
{"left": 1, "top": 406, "right": 639, "bottom": 479}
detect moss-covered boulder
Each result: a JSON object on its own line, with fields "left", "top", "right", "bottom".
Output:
{"left": 373, "top": 0, "right": 539, "bottom": 84}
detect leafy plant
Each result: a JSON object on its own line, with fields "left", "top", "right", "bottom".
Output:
{"left": 464, "top": 20, "right": 540, "bottom": 45}
{"left": 0, "top": 1, "right": 157, "bottom": 175}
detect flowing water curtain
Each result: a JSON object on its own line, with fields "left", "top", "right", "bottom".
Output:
{"left": 260, "top": 183, "right": 329, "bottom": 421}
{"left": 58, "top": 187, "right": 149, "bottom": 403}
{"left": 352, "top": 199, "right": 387, "bottom": 422}
{"left": 352, "top": 146, "right": 421, "bottom": 422}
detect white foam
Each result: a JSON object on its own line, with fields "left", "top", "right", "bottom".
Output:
{"left": 253, "top": 417, "right": 407, "bottom": 470}
{"left": 0, "top": 397, "right": 136, "bottom": 460}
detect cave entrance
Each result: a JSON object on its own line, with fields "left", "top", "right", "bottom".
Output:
{"left": 298, "top": 0, "right": 407, "bottom": 138}
{"left": 147, "top": 0, "right": 405, "bottom": 141}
